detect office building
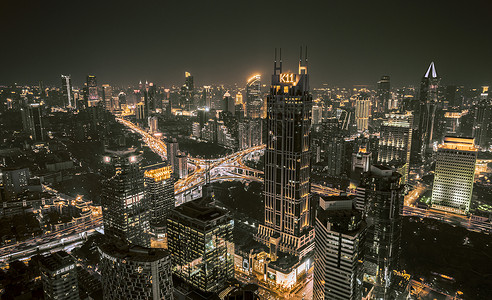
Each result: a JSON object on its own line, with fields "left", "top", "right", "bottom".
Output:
{"left": 166, "top": 138, "right": 179, "bottom": 174}
{"left": 143, "top": 163, "right": 175, "bottom": 232}
{"left": 102, "top": 84, "right": 112, "bottom": 111}
{"left": 313, "top": 195, "right": 366, "bottom": 300}
{"left": 167, "top": 198, "right": 234, "bottom": 293}
{"left": 176, "top": 153, "right": 188, "bottom": 179}
{"left": 21, "top": 103, "right": 44, "bottom": 141}
{"left": 472, "top": 88, "right": 491, "bottom": 149}
{"left": 378, "top": 112, "right": 413, "bottom": 184}
{"left": 149, "top": 116, "right": 158, "bottom": 133}
{"left": 414, "top": 62, "right": 440, "bottom": 160}
{"left": 222, "top": 91, "right": 235, "bottom": 113}
{"left": 431, "top": 137, "right": 477, "bottom": 215}
{"left": 376, "top": 75, "right": 390, "bottom": 113}
{"left": 361, "top": 165, "right": 403, "bottom": 299}
{"left": 181, "top": 72, "right": 194, "bottom": 110}
{"left": 351, "top": 146, "right": 372, "bottom": 187}
{"left": 256, "top": 52, "right": 315, "bottom": 257}
{"left": 99, "top": 241, "right": 173, "bottom": 300}
{"left": 136, "top": 102, "right": 146, "bottom": 121}
{"left": 246, "top": 75, "right": 262, "bottom": 119}
{"left": 61, "top": 74, "right": 73, "bottom": 108}
{"left": 86, "top": 75, "right": 99, "bottom": 107}
{"left": 312, "top": 104, "right": 323, "bottom": 125}
{"left": 39, "top": 251, "right": 79, "bottom": 300}
{"left": 101, "top": 148, "right": 150, "bottom": 247}
{"left": 355, "top": 93, "right": 370, "bottom": 132}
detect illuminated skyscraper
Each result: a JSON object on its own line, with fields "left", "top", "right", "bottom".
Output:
{"left": 414, "top": 62, "right": 440, "bottom": 161}
{"left": 86, "top": 75, "right": 99, "bottom": 107}
{"left": 101, "top": 148, "right": 150, "bottom": 247}
{"left": 361, "top": 165, "right": 403, "bottom": 299}
{"left": 143, "top": 163, "right": 174, "bottom": 232}
{"left": 167, "top": 198, "right": 234, "bottom": 293}
{"left": 313, "top": 195, "right": 366, "bottom": 300}
{"left": 355, "top": 93, "right": 370, "bottom": 132}
{"left": 256, "top": 50, "right": 314, "bottom": 257}
{"left": 378, "top": 112, "right": 413, "bottom": 184}
{"left": 99, "top": 241, "right": 173, "bottom": 300}
{"left": 102, "top": 84, "right": 112, "bottom": 111}
{"left": 246, "top": 75, "right": 262, "bottom": 119}
{"left": 431, "top": 137, "right": 477, "bottom": 215}
{"left": 181, "top": 72, "right": 194, "bottom": 110}
{"left": 472, "top": 86, "right": 491, "bottom": 149}
{"left": 376, "top": 75, "right": 390, "bottom": 113}
{"left": 61, "top": 74, "right": 73, "bottom": 108}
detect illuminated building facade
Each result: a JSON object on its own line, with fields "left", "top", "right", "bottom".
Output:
{"left": 39, "top": 251, "right": 79, "bottom": 300}
{"left": 246, "top": 75, "right": 262, "bottom": 119}
{"left": 378, "top": 112, "right": 413, "bottom": 184}
{"left": 61, "top": 74, "right": 73, "bottom": 108}
{"left": 86, "top": 75, "right": 99, "bottom": 107}
{"left": 102, "top": 84, "right": 112, "bottom": 111}
{"left": 376, "top": 75, "right": 390, "bottom": 113}
{"left": 355, "top": 93, "right": 370, "bottom": 132}
{"left": 313, "top": 195, "right": 366, "bottom": 300}
{"left": 431, "top": 137, "right": 477, "bottom": 215}
{"left": 143, "top": 163, "right": 174, "bottom": 232}
{"left": 167, "top": 198, "right": 234, "bottom": 293}
{"left": 472, "top": 87, "right": 491, "bottom": 149}
{"left": 99, "top": 241, "right": 173, "bottom": 300}
{"left": 176, "top": 153, "right": 188, "bottom": 179}
{"left": 256, "top": 51, "right": 315, "bottom": 257}
{"left": 238, "top": 118, "right": 262, "bottom": 150}
{"left": 414, "top": 62, "right": 440, "bottom": 161}
{"left": 181, "top": 72, "right": 194, "bottom": 110}
{"left": 148, "top": 116, "right": 158, "bottom": 133}
{"left": 101, "top": 148, "right": 150, "bottom": 247}
{"left": 361, "top": 165, "right": 403, "bottom": 299}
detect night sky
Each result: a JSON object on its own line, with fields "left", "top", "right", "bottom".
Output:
{"left": 2, "top": 0, "right": 491, "bottom": 88}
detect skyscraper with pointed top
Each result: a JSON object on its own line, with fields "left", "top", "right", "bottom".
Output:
{"left": 255, "top": 48, "right": 314, "bottom": 257}
{"left": 414, "top": 62, "right": 440, "bottom": 161}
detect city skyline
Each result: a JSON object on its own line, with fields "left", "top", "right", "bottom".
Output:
{"left": 2, "top": 1, "right": 492, "bottom": 87}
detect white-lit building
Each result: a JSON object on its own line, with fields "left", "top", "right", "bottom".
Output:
{"left": 431, "top": 137, "right": 477, "bottom": 215}
{"left": 355, "top": 94, "right": 371, "bottom": 132}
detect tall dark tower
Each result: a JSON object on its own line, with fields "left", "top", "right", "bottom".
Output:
{"left": 376, "top": 75, "right": 390, "bottom": 113}
{"left": 101, "top": 148, "right": 150, "bottom": 247}
{"left": 415, "top": 62, "right": 440, "bottom": 161}
{"left": 256, "top": 48, "right": 314, "bottom": 257}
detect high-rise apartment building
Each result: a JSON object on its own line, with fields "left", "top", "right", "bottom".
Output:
{"left": 143, "top": 163, "right": 175, "bottom": 232}
{"left": 246, "top": 75, "right": 262, "bottom": 119}
{"left": 378, "top": 112, "right": 413, "bottom": 184}
{"left": 148, "top": 116, "right": 158, "bottom": 133}
{"left": 355, "top": 93, "right": 370, "bottom": 132}
{"left": 238, "top": 118, "right": 262, "bottom": 150}
{"left": 101, "top": 148, "right": 150, "bottom": 247}
{"left": 99, "top": 241, "right": 173, "bottom": 300}
{"left": 312, "top": 104, "right": 323, "bottom": 125}
{"left": 39, "top": 251, "right": 79, "bottom": 300}
{"left": 167, "top": 198, "right": 234, "bottom": 293}
{"left": 256, "top": 52, "right": 315, "bottom": 257}
{"left": 361, "top": 165, "right": 403, "bottom": 299}
{"left": 431, "top": 137, "right": 477, "bottom": 215}
{"left": 376, "top": 75, "right": 390, "bottom": 113}
{"left": 61, "top": 74, "right": 73, "bottom": 108}
{"left": 414, "top": 62, "right": 440, "bottom": 161}
{"left": 176, "top": 153, "right": 188, "bottom": 179}
{"left": 313, "top": 195, "right": 366, "bottom": 300}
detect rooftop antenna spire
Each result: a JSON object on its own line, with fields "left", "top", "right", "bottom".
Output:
{"left": 274, "top": 47, "right": 282, "bottom": 75}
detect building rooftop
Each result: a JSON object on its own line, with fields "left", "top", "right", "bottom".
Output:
{"left": 172, "top": 198, "right": 229, "bottom": 223}
{"left": 440, "top": 136, "right": 477, "bottom": 152}
{"left": 38, "top": 251, "right": 74, "bottom": 273}
{"left": 99, "top": 240, "right": 170, "bottom": 263}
